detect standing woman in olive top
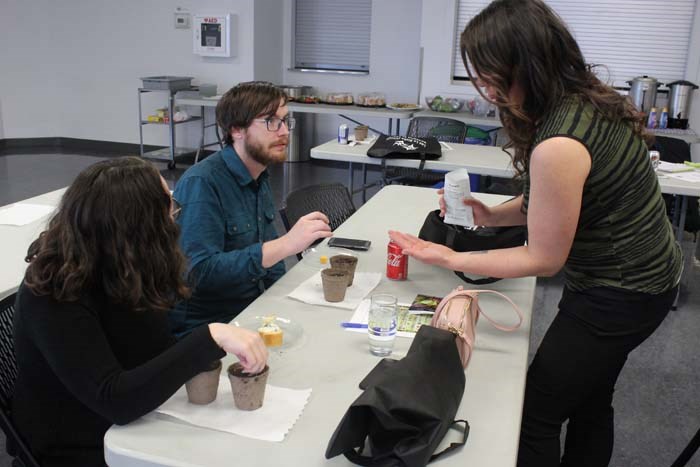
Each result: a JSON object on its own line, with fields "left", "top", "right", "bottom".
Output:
{"left": 390, "top": 1, "right": 682, "bottom": 466}
{"left": 12, "top": 157, "right": 268, "bottom": 467}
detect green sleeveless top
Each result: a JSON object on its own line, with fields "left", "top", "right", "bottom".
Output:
{"left": 522, "top": 97, "right": 682, "bottom": 293}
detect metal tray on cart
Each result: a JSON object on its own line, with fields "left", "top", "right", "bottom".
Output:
{"left": 140, "top": 76, "right": 193, "bottom": 91}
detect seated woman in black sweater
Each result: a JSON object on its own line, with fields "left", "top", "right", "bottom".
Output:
{"left": 12, "top": 157, "right": 268, "bottom": 467}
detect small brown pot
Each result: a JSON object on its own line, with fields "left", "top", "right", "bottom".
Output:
{"left": 227, "top": 363, "right": 270, "bottom": 411}
{"left": 321, "top": 268, "right": 350, "bottom": 302}
{"left": 185, "top": 360, "right": 222, "bottom": 405}
{"left": 354, "top": 125, "right": 369, "bottom": 141}
{"left": 330, "top": 255, "right": 358, "bottom": 286}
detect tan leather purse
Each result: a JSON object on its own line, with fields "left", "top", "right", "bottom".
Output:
{"left": 431, "top": 286, "right": 524, "bottom": 368}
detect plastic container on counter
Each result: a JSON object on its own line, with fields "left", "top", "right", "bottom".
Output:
{"left": 297, "top": 95, "right": 320, "bottom": 104}
{"left": 356, "top": 92, "right": 386, "bottom": 107}
{"left": 425, "top": 95, "right": 465, "bottom": 112}
{"left": 323, "top": 92, "right": 354, "bottom": 105}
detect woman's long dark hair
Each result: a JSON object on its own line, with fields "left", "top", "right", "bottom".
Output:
{"left": 460, "top": 0, "right": 650, "bottom": 178}
{"left": 24, "top": 157, "right": 190, "bottom": 312}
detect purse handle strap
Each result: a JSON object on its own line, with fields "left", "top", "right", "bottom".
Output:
{"left": 436, "top": 287, "right": 524, "bottom": 332}
{"left": 472, "top": 289, "right": 523, "bottom": 331}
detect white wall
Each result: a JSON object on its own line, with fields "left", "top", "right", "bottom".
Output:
{"left": 0, "top": 0, "right": 256, "bottom": 147}
{"left": 0, "top": 1, "right": 65, "bottom": 138}
{"left": 1, "top": 0, "right": 698, "bottom": 146}
{"left": 0, "top": 0, "right": 422, "bottom": 148}
{"left": 281, "top": 0, "right": 422, "bottom": 142}
{"left": 420, "top": 0, "right": 700, "bottom": 132}
{"left": 419, "top": 0, "right": 480, "bottom": 103}
{"left": 254, "top": 0, "right": 284, "bottom": 85}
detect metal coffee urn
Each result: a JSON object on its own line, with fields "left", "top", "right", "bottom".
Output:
{"left": 666, "top": 80, "right": 698, "bottom": 129}
{"left": 627, "top": 76, "right": 661, "bottom": 114}
{"left": 279, "top": 85, "right": 314, "bottom": 162}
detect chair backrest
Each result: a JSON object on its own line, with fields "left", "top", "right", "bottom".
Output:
{"left": 280, "top": 183, "right": 356, "bottom": 233}
{"left": 0, "top": 293, "right": 41, "bottom": 467}
{"left": 652, "top": 136, "right": 691, "bottom": 163}
{"left": 406, "top": 117, "right": 469, "bottom": 144}
{"left": 690, "top": 142, "right": 700, "bottom": 163}
{"left": 0, "top": 294, "right": 18, "bottom": 409}
{"left": 652, "top": 136, "right": 700, "bottom": 235}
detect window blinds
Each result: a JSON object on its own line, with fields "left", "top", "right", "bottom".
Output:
{"left": 453, "top": 0, "right": 697, "bottom": 87}
{"left": 294, "top": 0, "right": 372, "bottom": 72}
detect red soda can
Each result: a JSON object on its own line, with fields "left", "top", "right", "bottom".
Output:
{"left": 386, "top": 241, "right": 408, "bottom": 280}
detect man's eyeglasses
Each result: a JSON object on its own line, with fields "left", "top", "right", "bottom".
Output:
{"left": 253, "top": 116, "right": 296, "bottom": 132}
{"left": 170, "top": 199, "right": 182, "bottom": 221}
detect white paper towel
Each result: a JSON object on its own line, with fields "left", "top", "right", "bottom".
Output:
{"left": 155, "top": 377, "right": 311, "bottom": 442}
{"left": 287, "top": 271, "right": 382, "bottom": 310}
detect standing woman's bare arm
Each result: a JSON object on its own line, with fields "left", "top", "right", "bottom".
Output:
{"left": 393, "top": 137, "right": 590, "bottom": 278}
{"left": 414, "top": 137, "right": 591, "bottom": 278}
{"left": 474, "top": 194, "right": 527, "bottom": 226}
{"left": 522, "top": 137, "right": 591, "bottom": 275}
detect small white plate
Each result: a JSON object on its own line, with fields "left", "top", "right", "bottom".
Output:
{"left": 232, "top": 316, "right": 304, "bottom": 352}
{"left": 298, "top": 245, "right": 357, "bottom": 271}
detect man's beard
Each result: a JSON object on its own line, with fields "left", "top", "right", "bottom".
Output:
{"left": 245, "top": 137, "right": 288, "bottom": 166}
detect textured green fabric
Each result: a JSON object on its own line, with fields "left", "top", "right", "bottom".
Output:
{"left": 522, "top": 97, "right": 682, "bottom": 293}
{"left": 465, "top": 127, "right": 490, "bottom": 139}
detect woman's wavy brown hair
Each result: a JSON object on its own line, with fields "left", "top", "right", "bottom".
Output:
{"left": 460, "top": 0, "right": 650, "bottom": 178}
{"left": 24, "top": 157, "right": 190, "bottom": 312}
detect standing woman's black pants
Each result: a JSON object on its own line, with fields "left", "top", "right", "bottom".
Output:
{"left": 517, "top": 284, "right": 677, "bottom": 467}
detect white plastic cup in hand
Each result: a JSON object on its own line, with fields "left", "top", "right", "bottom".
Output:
{"left": 443, "top": 169, "right": 474, "bottom": 227}
{"left": 649, "top": 150, "right": 660, "bottom": 172}
{"left": 368, "top": 294, "right": 398, "bottom": 357}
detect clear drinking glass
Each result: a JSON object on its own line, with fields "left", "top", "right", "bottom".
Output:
{"left": 368, "top": 294, "right": 398, "bottom": 356}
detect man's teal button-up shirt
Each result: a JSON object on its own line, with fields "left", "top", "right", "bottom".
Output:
{"left": 170, "top": 146, "right": 285, "bottom": 336}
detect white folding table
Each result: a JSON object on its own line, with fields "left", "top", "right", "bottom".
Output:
{"left": 310, "top": 140, "right": 700, "bottom": 240}
{"left": 0, "top": 188, "right": 65, "bottom": 301}
{"left": 104, "top": 185, "right": 537, "bottom": 467}
{"left": 310, "top": 139, "right": 514, "bottom": 203}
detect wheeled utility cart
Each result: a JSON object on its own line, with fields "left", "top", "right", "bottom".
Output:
{"left": 137, "top": 76, "right": 200, "bottom": 169}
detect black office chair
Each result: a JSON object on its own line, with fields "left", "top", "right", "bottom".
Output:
{"left": 279, "top": 183, "right": 356, "bottom": 260}
{"left": 406, "top": 116, "right": 470, "bottom": 143}
{"left": 0, "top": 293, "right": 41, "bottom": 467}
{"left": 653, "top": 136, "right": 700, "bottom": 240}
{"left": 384, "top": 116, "right": 470, "bottom": 187}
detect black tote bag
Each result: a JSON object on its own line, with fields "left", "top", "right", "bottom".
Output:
{"left": 366, "top": 135, "right": 443, "bottom": 185}
{"left": 418, "top": 209, "right": 527, "bottom": 284}
{"left": 366, "top": 135, "right": 442, "bottom": 161}
{"left": 325, "top": 325, "right": 469, "bottom": 467}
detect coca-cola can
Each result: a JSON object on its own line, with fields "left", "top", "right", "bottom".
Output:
{"left": 386, "top": 241, "right": 408, "bottom": 280}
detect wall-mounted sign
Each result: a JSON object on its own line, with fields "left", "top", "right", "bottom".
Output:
{"left": 193, "top": 14, "right": 234, "bottom": 57}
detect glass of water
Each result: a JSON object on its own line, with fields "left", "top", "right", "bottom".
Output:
{"left": 368, "top": 294, "right": 398, "bottom": 357}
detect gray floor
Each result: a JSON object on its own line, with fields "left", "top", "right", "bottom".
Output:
{"left": 1, "top": 152, "right": 698, "bottom": 467}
